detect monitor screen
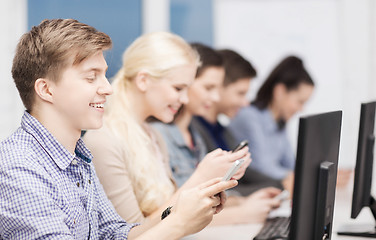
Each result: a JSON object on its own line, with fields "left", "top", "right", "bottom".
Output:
{"left": 337, "top": 101, "right": 376, "bottom": 237}
{"left": 289, "top": 111, "right": 342, "bottom": 240}
{"left": 351, "top": 101, "right": 376, "bottom": 218}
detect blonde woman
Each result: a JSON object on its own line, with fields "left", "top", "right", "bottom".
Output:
{"left": 83, "top": 32, "right": 250, "bottom": 227}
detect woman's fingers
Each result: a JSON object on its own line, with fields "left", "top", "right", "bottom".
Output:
{"left": 206, "top": 148, "right": 225, "bottom": 158}
{"left": 232, "top": 146, "right": 250, "bottom": 158}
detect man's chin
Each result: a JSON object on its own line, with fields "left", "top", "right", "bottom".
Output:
{"left": 85, "top": 121, "right": 104, "bottom": 130}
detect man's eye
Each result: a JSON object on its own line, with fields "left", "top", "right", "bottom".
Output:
{"left": 87, "top": 77, "right": 95, "bottom": 82}
{"left": 175, "top": 87, "right": 183, "bottom": 91}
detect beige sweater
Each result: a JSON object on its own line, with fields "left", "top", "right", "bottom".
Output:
{"left": 83, "top": 124, "right": 175, "bottom": 223}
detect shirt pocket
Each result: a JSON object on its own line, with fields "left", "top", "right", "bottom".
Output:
{"left": 61, "top": 198, "right": 89, "bottom": 238}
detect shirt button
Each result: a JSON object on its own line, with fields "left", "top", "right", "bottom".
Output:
{"left": 88, "top": 179, "right": 91, "bottom": 184}
{"left": 72, "top": 159, "right": 78, "bottom": 165}
{"left": 77, "top": 182, "right": 80, "bottom": 187}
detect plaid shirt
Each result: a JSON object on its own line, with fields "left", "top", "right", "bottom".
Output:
{"left": 0, "top": 111, "right": 138, "bottom": 239}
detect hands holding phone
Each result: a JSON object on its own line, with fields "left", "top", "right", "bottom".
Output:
{"left": 221, "top": 140, "right": 249, "bottom": 181}
{"left": 192, "top": 140, "right": 251, "bottom": 184}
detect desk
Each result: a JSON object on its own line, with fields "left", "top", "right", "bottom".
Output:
{"left": 190, "top": 183, "right": 374, "bottom": 239}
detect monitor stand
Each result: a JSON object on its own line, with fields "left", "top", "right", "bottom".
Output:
{"left": 337, "top": 196, "right": 376, "bottom": 237}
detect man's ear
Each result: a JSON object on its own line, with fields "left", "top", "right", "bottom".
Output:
{"left": 34, "top": 78, "right": 54, "bottom": 103}
{"left": 134, "top": 71, "right": 150, "bottom": 92}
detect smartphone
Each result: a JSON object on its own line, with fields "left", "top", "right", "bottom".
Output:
{"left": 222, "top": 159, "right": 245, "bottom": 181}
{"left": 231, "top": 140, "right": 248, "bottom": 152}
{"left": 274, "top": 190, "right": 290, "bottom": 201}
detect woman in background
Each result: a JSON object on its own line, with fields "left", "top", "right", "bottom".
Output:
{"left": 229, "top": 56, "right": 314, "bottom": 180}
{"left": 83, "top": 32, "right": 250, "bottom": 226}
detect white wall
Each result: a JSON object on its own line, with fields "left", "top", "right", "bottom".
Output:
{"left": 214, "top": 0, "right": 376, "bottom": 168}
{"left": 0, "top": 0, "right": 27, "bottom": 141}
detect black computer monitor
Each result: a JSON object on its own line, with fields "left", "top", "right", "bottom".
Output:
{"left": 289, "top": 111, "right": 342, "bottom": 240}
{"left": 337, "top": 101, "right": 376, "bottom": 237}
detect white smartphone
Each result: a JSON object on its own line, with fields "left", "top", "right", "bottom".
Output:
{"left": 222, "top": 159, "right": 245, "bottom": 181}
{"left": 274, "top": 190, "right": 290, "bottom": 201}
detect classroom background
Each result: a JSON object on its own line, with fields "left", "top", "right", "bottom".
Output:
{"left": 1, "top": 0, "right": 376, "bottom": 171}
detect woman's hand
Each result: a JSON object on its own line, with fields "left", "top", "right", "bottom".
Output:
{"left": 240, "top": 187, "right": 282, "bottom": 223}
{"left": 194, "top": 147, "right": 251, "bottom": 182}
{"left": 336, "top": 168, "right": 352, "bottom": 188}
{"left": 282, "top": 171, "right": 294, "bottom": 198}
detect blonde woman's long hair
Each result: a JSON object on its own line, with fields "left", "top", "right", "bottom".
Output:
{"left": 104, "top": 32, "right": 200, "bottom": 216}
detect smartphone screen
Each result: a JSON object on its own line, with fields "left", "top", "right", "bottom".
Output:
{"left": 231, "top": 140, "right": 248, "bottom": 152}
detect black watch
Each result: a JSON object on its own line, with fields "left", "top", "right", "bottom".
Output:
{"left": 161, "top": 206, "right": 173, "bottom": 220}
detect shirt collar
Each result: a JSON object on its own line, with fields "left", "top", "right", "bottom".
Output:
{"left": 21, "top": 111, "right": 92, "bottom": 170}
{"left": 75, "top": 138, "right": 93, "bottom": 163}
{"left": 195, "top": 116, "right": 225, "bottom": 134}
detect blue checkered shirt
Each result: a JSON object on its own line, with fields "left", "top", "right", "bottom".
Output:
{"left": 0, "top": 111, "right": 138, "bottom": 239}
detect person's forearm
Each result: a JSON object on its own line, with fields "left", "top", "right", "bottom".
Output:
{"left": 128, "top": 214, "right": 185, "bottom": 240}
{"left": 127, "top": 216, "right": 160, "bottom": 238}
